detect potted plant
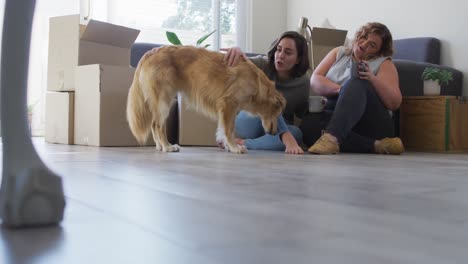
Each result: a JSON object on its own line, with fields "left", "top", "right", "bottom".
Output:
{"left": 421, "top": 67, "right": 453, "bottom": 95}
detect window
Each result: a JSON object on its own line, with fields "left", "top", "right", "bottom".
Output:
{"left": 87, "top": 0, "right": 237, "bottom": 49}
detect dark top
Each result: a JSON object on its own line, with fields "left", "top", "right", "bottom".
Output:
{"left": 249, "top": 56, "right": 309, "bottom": 125}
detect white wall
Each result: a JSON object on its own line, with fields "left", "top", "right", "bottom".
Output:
{"left": 285, "top": 0, "right": 468, "bottom": 95}
{"left": 249, "top": 0, "right": 287, "bottom": 53}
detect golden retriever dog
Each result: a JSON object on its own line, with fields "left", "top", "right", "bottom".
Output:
{"left": 126, "top": 45, "right": 286, "bottom": 154}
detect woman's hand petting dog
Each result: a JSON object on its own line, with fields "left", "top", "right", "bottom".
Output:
{"left": 221, "top": 47, "right": 248, "bottom": 67}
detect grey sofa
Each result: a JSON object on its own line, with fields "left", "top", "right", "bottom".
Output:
{"left": 131, "top": 37, "right": 463, "bottom": 97}
{"left": 392, "top": 37, "right": 463, "bottom": 96}
{"left": 130, "top": 43, "right": 264, "bottom": 67}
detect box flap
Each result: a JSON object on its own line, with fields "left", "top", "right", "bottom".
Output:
{"left": 311, "top": 27, "right": 347, "bottom": 68}
{"left": 81, "top": 19, "right": 140, "bottom": 49}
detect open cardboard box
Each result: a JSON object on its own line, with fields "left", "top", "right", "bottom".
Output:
{"left": 46, "top": 15, "right": 148, "bottom": 147}
{"left": 47, "top": 15, "right": 140, "bottom": 92}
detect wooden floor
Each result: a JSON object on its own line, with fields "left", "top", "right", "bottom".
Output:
{"left": 1, "top": 138, "right": 468, "bottom": 264}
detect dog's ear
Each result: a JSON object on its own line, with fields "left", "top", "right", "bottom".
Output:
{"left": 257, "top": 74, "right": 285, "bottom": 112}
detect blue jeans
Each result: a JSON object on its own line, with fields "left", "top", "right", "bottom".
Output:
{"left": 235, "top": 111, "right": 303, "bottom": 150}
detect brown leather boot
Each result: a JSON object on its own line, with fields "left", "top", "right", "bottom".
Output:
{"left": 308, "top": 133, "right": 339, "bottom": 154}
{"left": 375, "top": 137, "right": 405, "bottom": 155}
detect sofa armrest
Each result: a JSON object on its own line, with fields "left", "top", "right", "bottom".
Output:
{"left": 394, "top": 59, "right": 463, "bottom": 96}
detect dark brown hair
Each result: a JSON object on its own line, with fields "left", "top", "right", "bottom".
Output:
{"left": 267, "top": 31, "right": 310, "bottom": 78}
{"left": 349, "top": 22, "right": 394, "bottom": 59}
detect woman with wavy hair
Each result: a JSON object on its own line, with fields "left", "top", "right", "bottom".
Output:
{"left": 306, "top": 22, "right": 405, "bottom": 154}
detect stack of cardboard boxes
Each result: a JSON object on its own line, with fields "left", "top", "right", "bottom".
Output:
{"left": 45, "top": 14, "right": 149, "bottom": 146}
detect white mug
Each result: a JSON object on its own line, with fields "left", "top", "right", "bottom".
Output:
{"left": 309, "top": 96, "right": 324, "bottom": 113}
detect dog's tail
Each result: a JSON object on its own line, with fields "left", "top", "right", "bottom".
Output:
{"left": 127, "top": 58, "right": 152, "bottom": 145}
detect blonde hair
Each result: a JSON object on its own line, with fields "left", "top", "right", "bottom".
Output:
{"left": 346, "top": 22, "right": 394, "bottom": 59}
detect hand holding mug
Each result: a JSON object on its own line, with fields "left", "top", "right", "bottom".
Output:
{"left": 352, "top": 60, "right": 375, "bottom": 80}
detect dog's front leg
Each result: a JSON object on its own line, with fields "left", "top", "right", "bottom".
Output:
{"left": 217, "top": 107, "right": 247, "bottom": 154}
{"left": 215, "top": 124, "right": 226, "bottom": 149}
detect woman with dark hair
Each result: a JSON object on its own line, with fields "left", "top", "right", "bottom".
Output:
{"left": 223, "top": 31, "right": 310, "bottom": 154}
{"left": 306, "top": 22, "right": 404, "bottom": 154}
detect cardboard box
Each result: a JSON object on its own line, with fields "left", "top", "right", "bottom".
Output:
{"left": 74, "top": 64, "right": 152, "bottom": 146}
{"left": 45, "top": 92, "right": 74, "bottom": 144}
{"left": 47, "top": 15, "right": 140, "bottom": 91}
{"left": 400, "top": 96, "right": 468, "bottom": 152}
{"left": 177, "top": 94, "right": 218, "bottom": 146}
{"left": 310, "top": 27, "right": 347, "bottom": 69}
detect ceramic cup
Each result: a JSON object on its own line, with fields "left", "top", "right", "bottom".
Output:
{"left": 309, "top": 96, "right": 324, "bottom": 113}
{"left": 351, "top": 61, "right": 364, "bottom": 78}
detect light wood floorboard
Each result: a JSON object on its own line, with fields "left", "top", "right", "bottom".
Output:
{"left": 1, "top": 138, "right": 468, "bottom": 264}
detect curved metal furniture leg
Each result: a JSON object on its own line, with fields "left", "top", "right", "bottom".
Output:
{"left": 0, "top": 0, "right": 66, "bottom": 227}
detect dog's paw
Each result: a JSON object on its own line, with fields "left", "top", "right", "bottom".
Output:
{"left": 216, "top": 135, "right": 226, "bottom": 148}
{"left": 155, "top": 143, "right": 163, "bottom": 151}
{"left": 239, "top": 145, "right": 248, "bottom": 154}
{"left": 228, "top": 144, "right": 248, "bottom": 154}
{"left": 163, "top": 144, "right": 180, "bottom": 152}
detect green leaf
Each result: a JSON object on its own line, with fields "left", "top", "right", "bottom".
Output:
{"left": 196, "top": 30, "right": 216, "bottom": 46}
{"left": 166, "top": 31, "right": 183, "bottom": 45}
{"left": 421, "top": 67, "right": 453, "bottom": 85}
{"left": 202, "top": 44, "right": 211, "bottom": 48}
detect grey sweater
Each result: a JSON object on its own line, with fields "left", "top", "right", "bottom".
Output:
{"left": 249, "top": 56, "right": 309, "bottom": 125}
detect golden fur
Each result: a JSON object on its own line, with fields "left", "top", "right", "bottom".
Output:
{"left": 126, "top": 45, "right": 286, "bottom": 154}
